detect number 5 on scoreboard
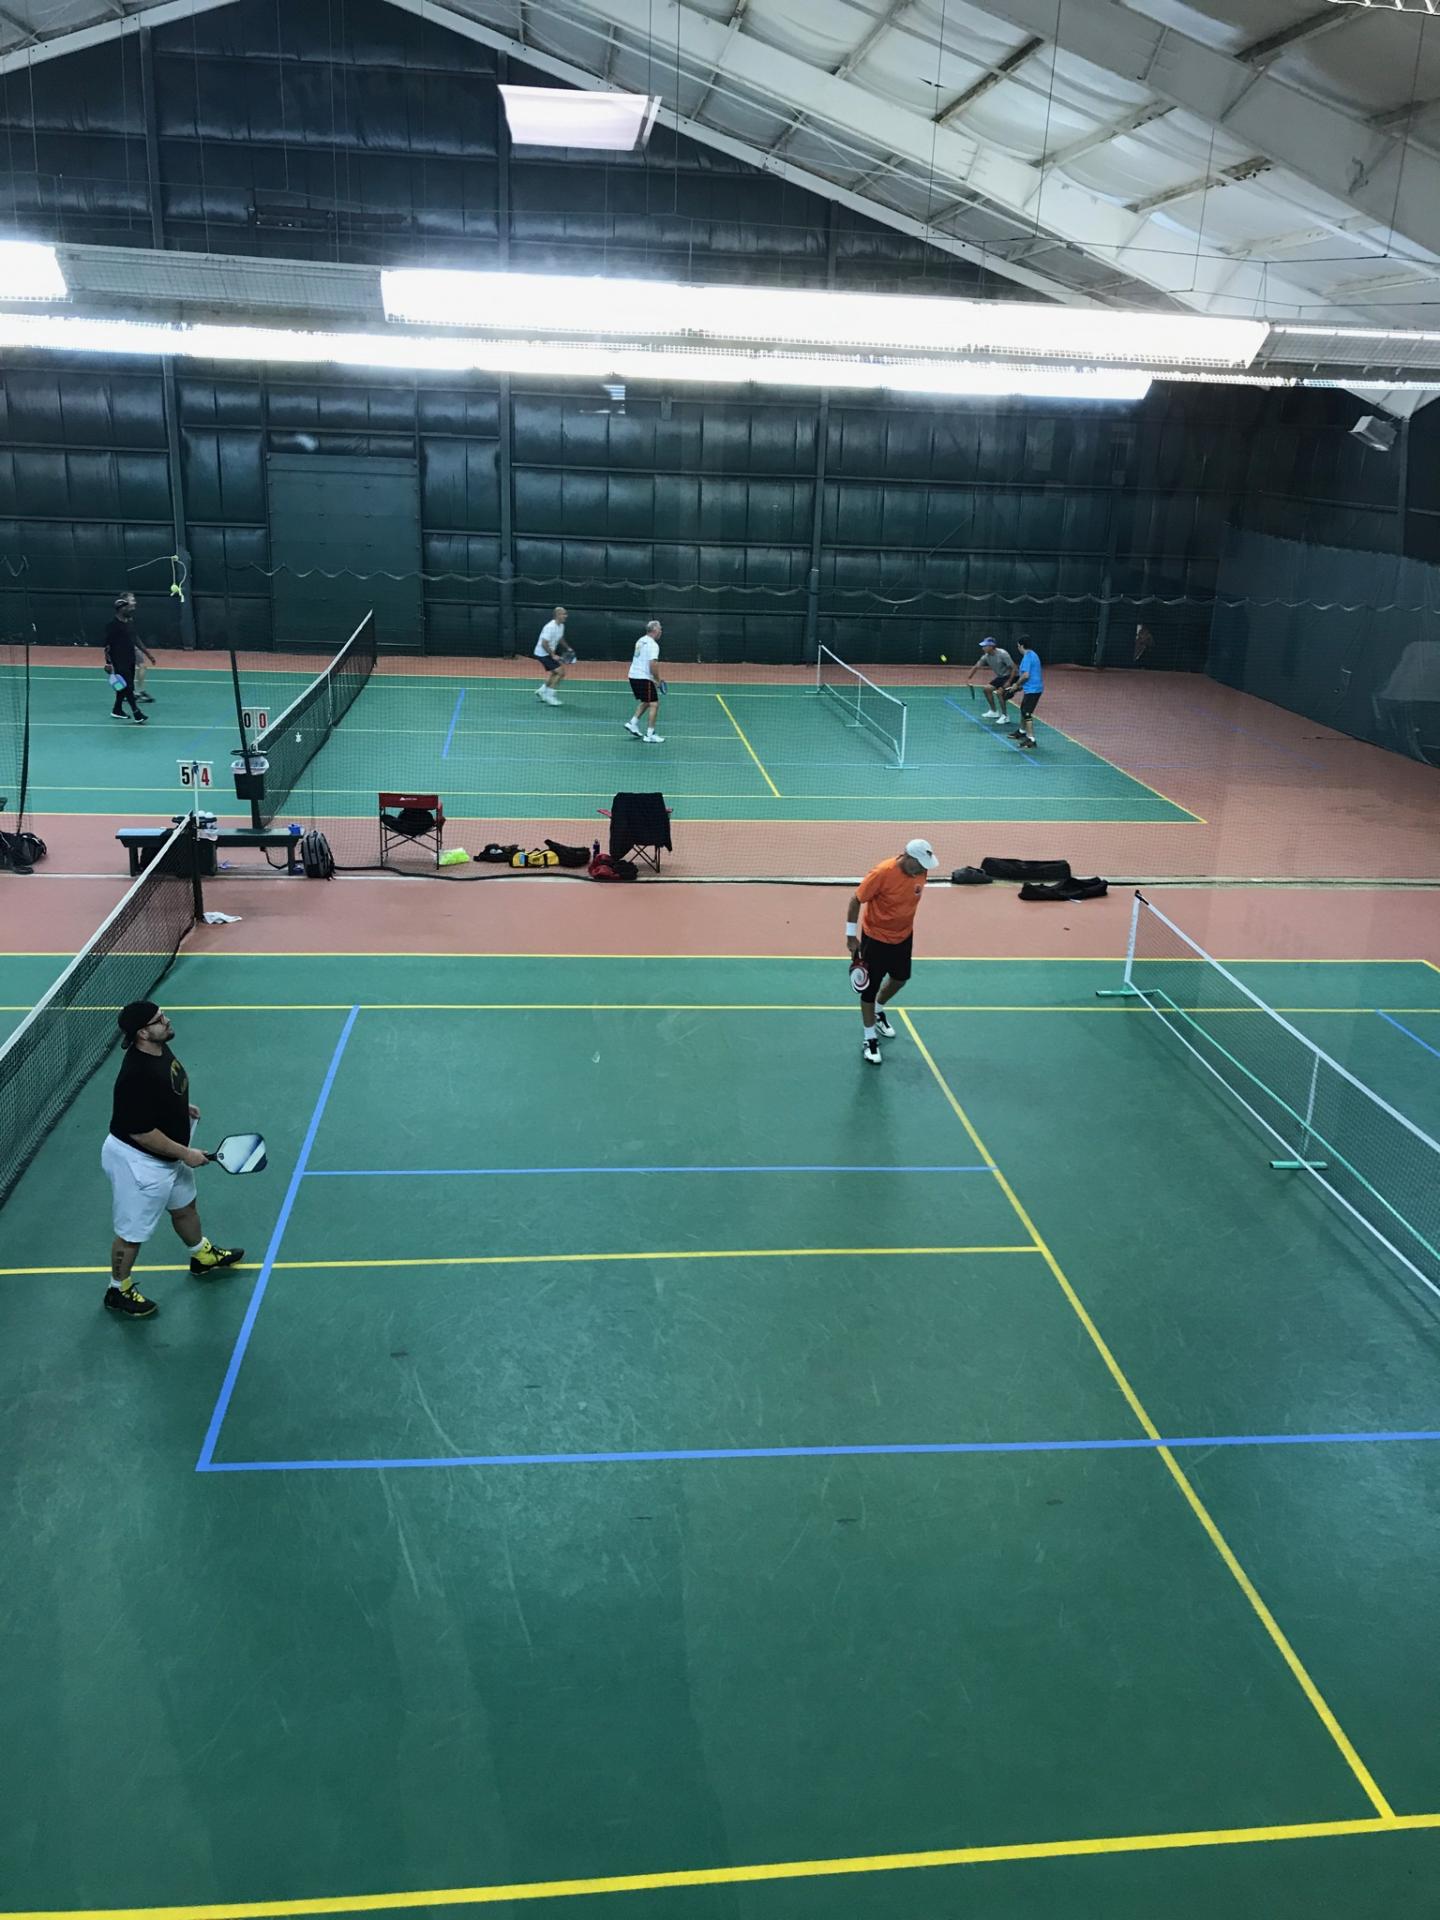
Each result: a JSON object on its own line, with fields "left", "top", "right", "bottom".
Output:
{"left": 178, "top": 761, "right": 214, "bottom": 789}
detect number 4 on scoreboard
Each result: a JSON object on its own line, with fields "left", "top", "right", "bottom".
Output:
{"left": 178, "top": 761, "right": 215, "bottom": 789}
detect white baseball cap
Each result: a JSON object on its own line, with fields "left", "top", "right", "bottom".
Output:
{"left": 905, "top": 838, "right": 939, "bottom": 870}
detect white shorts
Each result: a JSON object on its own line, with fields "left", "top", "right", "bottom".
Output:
{"left": 101, "top": 1133, "right": 196, "bottom": 1243}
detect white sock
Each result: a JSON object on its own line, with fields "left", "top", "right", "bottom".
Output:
{"left": 186, "top": 1237, "right": 209, "bottom": 1255}
{"left": 864, "top": 1025, "right": 877, "bottom": 1040}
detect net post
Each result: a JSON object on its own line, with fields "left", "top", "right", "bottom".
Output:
{"left": 228, "top": 645, "right": 263, "bottom": 830}
{"left": 185, "top": 812, "right": 205, "bottom": 924}
{"left": 1271, "top": 1054, "right": 1328, "bottom": 1170}
{"left": 1096, "top": 888, "right": 1144, "bottom": 997}
{"left": 897, "top": 700, "right": 907, "bottom": 769}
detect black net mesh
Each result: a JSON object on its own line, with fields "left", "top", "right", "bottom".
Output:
{"left": 0, "top": 633, "right": 29, "bottom": 841}
{"left": 0, "top": 819, "right": 203, "bottom": 1208}
{"left": 251, "top": 613, "right": 378, "bottom": 828}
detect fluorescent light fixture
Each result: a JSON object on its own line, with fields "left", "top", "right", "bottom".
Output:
{"left": 1322, "top": 2, "right": 1439, "bottom": 13}
{"left": 0, "top": 241, "right": 66, "bottom": 301}
{"left": 381, "top": 269, "right": 1264, "bottom": 368}
{"left": 499, "top": 86, "right": 660, "bottom": 150}
{"left": 0, "top": 312, "right": 1150, "bottom": 400}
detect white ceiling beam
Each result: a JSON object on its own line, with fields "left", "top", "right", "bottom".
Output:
{"left": 1372, "top": 97, "right": 1440, "bottom": 132}
{"left": 382, "top": 0, "right": 1103, "bottom": 304}
{"left": 959, "top": 0, "right": 1440, "bottom": 260}
{"left": 935, "top": 36, "right": 1045, "bottom": 128}
{"left": 834, "top": 0, "right": 912, "bottom": 83}
{"left": 1041, "top": 101, "right": 1172, "bottom": 168}
{"left": 690, "top": 0, "right": 751, "bottom": 122}
{"left": 0, "top": 0, "right": 237, "bottom": 75}
{"left": 1127, "top": 156, "right": 1271, "bottom": 215}
{"left": 1238, "top": 8, "right": 1357, "bottom": 65}
{"left": 770, "top": 0, "right": 915, "bottom": 164}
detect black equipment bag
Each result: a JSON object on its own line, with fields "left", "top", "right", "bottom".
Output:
{"left": 0, "top": 830, "right": 46, "bottom": 872}
{"left": 981, "top": 856, "right": 1072, "bottom": 883}
{"left": 545, "top": 838, "right": 591, "bottom": 868}
{"left": 1019, "top": 875, "right": 1109, "bottom": 902}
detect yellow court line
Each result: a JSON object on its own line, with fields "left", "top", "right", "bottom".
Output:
{"left": 713, "top": 691, "right": 782, "bottom": 798}
{"left": 8, "top": 1811, "right": 1438, "bottom": 1917}
{"left": 899, "top": 1007, "right": 1397, "bottom": 1824}
{"left": 1, "top": 1247, "right": 1040, "bottom": 1278}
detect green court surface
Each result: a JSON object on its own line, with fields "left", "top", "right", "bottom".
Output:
{"left": 14, "top": 662, "right": 1196, "bottom": 822}
{"left": 5, "top": 954, "right": 1440, "bottom": 1918}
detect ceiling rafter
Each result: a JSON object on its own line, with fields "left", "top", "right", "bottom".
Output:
{"left": 1127, "top": 155, "right": 1272, "bottom": 216}
{"left": 768, "top": 0, "right": 914, "bottom": 163}
{"left": 1238, "top": 8, "right": 1357, "bottom": 65}
{"left": 961, "top": 0, "right": 1440, "bottom": 260}
{"left": 0, "top": 3, "right": 36, "bottom": 43}
{"left": 1041, "top": 102, "right": 1172, "bottom": 169}
{"left": 934, "top": 35, "right": 1044, "bottom": 128}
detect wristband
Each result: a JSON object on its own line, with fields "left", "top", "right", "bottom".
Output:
{"left": 845, "top": 921, "right": 858, "bottom": 938}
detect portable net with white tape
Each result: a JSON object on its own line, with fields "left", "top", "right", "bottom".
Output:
{"left": 1101, "top": 890, "right": 1440, "bottom": 1304}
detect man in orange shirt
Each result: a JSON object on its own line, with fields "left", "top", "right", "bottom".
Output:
{"left": 845, "top": 837, "right": 939, "bottom": 1066}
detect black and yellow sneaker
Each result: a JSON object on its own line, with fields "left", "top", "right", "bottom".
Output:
{"left": 104, "top": 1285, "right": 158, "bottom": 1319}
{"left": 189, "top": 1242, "right": 245, "bottom": 1277}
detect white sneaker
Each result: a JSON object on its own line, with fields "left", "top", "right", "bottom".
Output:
{"left": 987, "top": 710, "right": 1005, "bottom": 722}
{"left": 874, "top": 1011, "right": 895, "bottom": 1038}
{"left": 644, "top": 731, "right": 664, "bottom": 743}
{"left": 544, "top": 690, "right": 562, "bottom": 705}
{"left": 535, "top": 685, "right": 546, "bottom": 698}
{"left": 862, "top": 1038, "right": 881, "bottom": 1066}
{"left": 625, "top": 719, "right": 643, "bottom": 737}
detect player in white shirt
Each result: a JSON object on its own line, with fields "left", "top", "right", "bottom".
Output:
{"left": 533, "top": 606, "right": 571, "bottom": 705}
{"left": 624, "top": 620, "right": 665, "bottom": 744}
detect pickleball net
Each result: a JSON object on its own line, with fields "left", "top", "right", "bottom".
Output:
{"left": 815, "top": 645, "right": 908, "bottom": 767}
{"left": 0, "top": 817, "right": 203, "bottom": 1206}
{"left": 1103, "top": 890, "right": 1440, "bottom": 1304}
{"left": 251, "top": 611, "right": 377, "bottom": 828}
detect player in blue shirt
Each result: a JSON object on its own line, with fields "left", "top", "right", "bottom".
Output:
{"left": 1008, "top": 639, "right": 1044, "bottom": 750}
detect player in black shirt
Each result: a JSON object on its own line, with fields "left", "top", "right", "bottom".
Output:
{"left": 104, "top": 594, "right": 152, "bottom": 723}
{"left": 101, "top": 1000, "right": 243, "bottom": 1318}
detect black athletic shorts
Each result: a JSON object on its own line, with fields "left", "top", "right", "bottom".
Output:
{"left": 859, "top": 933, "right": 913, "bottom": 990}
{"left": 629, "top": 676, "right": 658, "bottom": 701}
{"left": 1020, "top": 691, "right": 1042, "bottom": 717}
{"left": 536, "top": 654, "right": 560, "bottom": 673}
{"left": 989, "top": 673, "right": 1010, "bottom": 689}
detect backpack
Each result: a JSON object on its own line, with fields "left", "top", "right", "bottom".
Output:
{"left": 0, "top": 829, "right": 46, "bottom": 872}
{"left": 301, "top": 829, "right": 334, "bottom": 879}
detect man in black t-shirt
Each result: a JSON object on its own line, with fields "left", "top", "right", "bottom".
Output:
{"left": 101, "top": 1000, "right": 244, "bottom": 1319}
{"left": 103, "top": 594, "right": 152, "bottom": 723}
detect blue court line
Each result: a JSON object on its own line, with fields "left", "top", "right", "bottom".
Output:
{"left": 199, "top": 1426, "right": 1440, "bottom": 1473}
{"left": 194, "top": 1005, "right": 360, "bottom": 1472}
{"left": 944, "top": 696, "right": 1034, "bottom": 761}
{"left": 441, "top": 688, "right": 465, "bottom": 759}
{"left": 1377, "top": 1009, "right": 1440, "bottom": 1061}
{"left": 302, "top": 1162, "right": 993, "bottom": 1179}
